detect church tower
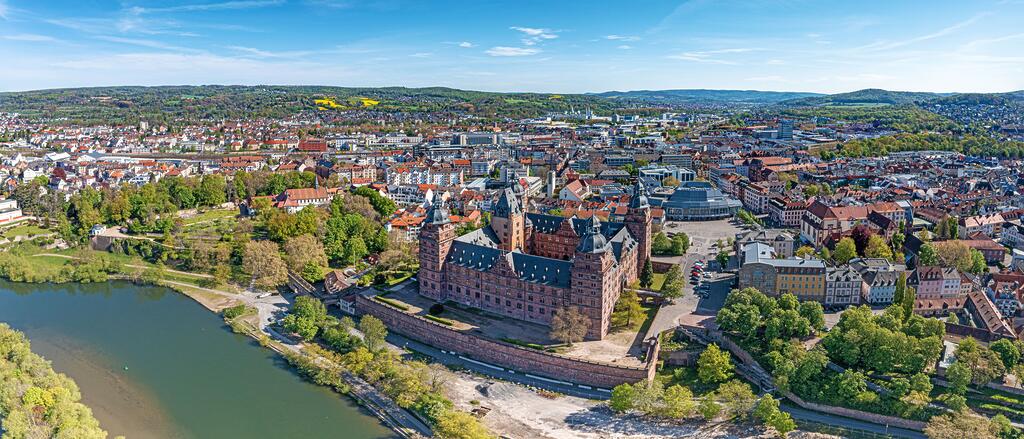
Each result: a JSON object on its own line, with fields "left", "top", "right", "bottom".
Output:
{"left": 624, "top": 179, "right": 653, "bottom": 280}
{"left": 418, "top": 193, "right": 456, "bottom": 301}
{"left": 570, "top": 216, "right": 616, "bottom": 340}
{"left": 491, "top": 187, "right": 525, "bottom": 252}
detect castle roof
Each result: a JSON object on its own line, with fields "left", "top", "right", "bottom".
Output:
{"left": 576, "top": 216, "right": 609, "bottom": 254}
{"left": 423, "top": 193, "right": 450, "bottom": 225}
{"left": 493, "top": 187, "right": 522, "bottom": 218}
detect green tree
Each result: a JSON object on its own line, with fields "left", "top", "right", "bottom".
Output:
{"left": 614, "top": 289, "right": 645, "bottom": 328}
{"left": 865, "top": 234, "right": 894, "bottom": 261}
{"left": 358, "top": 315, "right": 388, "bottom": 352}
{"left": 697, "top": 343, "right": 734, "bottom": 384}
{"left": 651, "top": 232, "right": 672, "bottom": 255}
{"left": 716, "top": 249, "right": 730, "bottom": 269}
{"left": 945, "top": 361, "right": 972, "bottom": 395}
{"left": 753, "top": 395, "right": 796, "bottom": 437}
{"left": 433, "top": 409, "right": 494, "bottom": 439}
{"left": 833, "top": 237, "right": 857, "bottom": 264}
{"left": 660, "top": 385, "right": 696, "bottom": 419}
{"left": 715, "top": 380, "right": 757, "bottom": 419}
{"left": 969, "top": 249, "right": 988, "bottom": 275}
{"left": 670, "top": 233, "right": 690, "bottom": 255}
{"left": 608, "top": 383, "right": 636, "bottom": 413}
{"left": 990, "top": 339, "right": 1021, "bottom": 370}
{"left": 918, "top": 242, "right": 939, "bottom": 266}
{"left": 795, "top": 245, "right": 816, "bottom": 259}
{"left": 698, "top": 398, "right": 721, "bottom": 421}
{"left": 639, "top": 260, "right": 654, "bottom": 289}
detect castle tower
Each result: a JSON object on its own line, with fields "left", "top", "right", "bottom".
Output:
{"left": 624, "top": 179, "right": 653, "bottom": 282}
{"left": 418, "top": 193, "right": 456, "bottom": 301}
{"left": 491, "top": 187, "right": 525, "bottom": 252}
{"left": 570, "top": 216, "right": 616, "bottom": 340}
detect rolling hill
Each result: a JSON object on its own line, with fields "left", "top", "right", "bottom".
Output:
{"left": 590, "top": 89, "right": 823, "bottom": 105}
{"left": 778, "top": 88, "right": 948, "bottom": 107}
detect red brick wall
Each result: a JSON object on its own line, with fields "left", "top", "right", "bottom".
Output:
{"left": 356, "top": 295, "right": 656, "bottom": 389}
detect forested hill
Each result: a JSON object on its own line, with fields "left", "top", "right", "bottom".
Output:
{"left": 0, "top": 85, "right": 620, "bottom": 123}
{"left": 590, "top": 89, "right": 823, "bottom": 105}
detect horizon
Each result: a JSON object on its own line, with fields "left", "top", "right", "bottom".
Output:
{"left": 2, "top": 1, "right": 1024, "bottom": 93}
{"left": 2, "top": 84, "right": 1022, "bottom": 96}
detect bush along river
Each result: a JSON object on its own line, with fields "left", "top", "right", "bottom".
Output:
{"left": 0, "top": 280, "right": 395, "bottom": 439}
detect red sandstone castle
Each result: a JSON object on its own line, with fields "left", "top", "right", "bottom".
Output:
{"left": 418, "top": 183, "right": 652, "bottom": 340}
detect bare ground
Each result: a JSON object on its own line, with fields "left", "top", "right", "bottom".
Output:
{"left": 446, "top": 373, "right": 779, "bottom": 439}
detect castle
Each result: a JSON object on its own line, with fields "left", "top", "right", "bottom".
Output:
{"left": 418, "top": 182, "right": 652, "bottom": 340}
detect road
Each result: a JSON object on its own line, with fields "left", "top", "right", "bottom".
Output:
{"left": 782, "top": 404, "right": 927, "bottom": 439}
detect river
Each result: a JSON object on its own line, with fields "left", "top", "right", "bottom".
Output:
{"left": 0, "top": 280, "right": 395, "bottom": 439}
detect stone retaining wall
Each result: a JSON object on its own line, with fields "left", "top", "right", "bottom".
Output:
{"left": 784, "top": 391, "right": 927, "bottom": 431}
{"left": 356, "top": 295, "right": 658, "bottom": 389}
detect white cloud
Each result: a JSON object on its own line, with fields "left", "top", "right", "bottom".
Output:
{"left": 617, "top": 45, "right": 632, "bottom": 50}
{"left": 606, "top": 35, "right": 639, "bottom": 42}
{"left": 127, "top": 0, "right": 285, "bottom": 14}
{"left": 485, "top": 46, "right": 540, "bottom": 57}
{"left": 458, "top": 41, "right": 475, "bottom": 48}
{"left": 0, "top": 0, "right": 8, "bottom": 20}
{"left": 667, "top": 48, "right": 759, "bottom": 65}
{"left": 510, "top": 26, "right": 557, "bottom": 46}
{"left": 410, "top": 52, "right": 433, "bottom": 58}
{"left": 96, "top": 36, "right": 202, "bottom": 53}
{"left": 3, "top": 34, "right": 57, "bottom": 42}
{"left": 854, "top": 13, "right": 989, "bottom": 52}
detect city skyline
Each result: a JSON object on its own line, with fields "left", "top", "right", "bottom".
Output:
{"left": 2, "top": 0, "right": 1024, "bottom": 94}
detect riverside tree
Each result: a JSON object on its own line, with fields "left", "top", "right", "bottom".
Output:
{"left": 243, "top": 240, "right": 288, "bottom": 290}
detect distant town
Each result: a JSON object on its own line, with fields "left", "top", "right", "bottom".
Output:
{"left": 3, "top": 85, "right": 1024, "bottom": 439}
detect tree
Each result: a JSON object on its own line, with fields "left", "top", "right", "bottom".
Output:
{"left": 663, "top": 264, "right": 683, "bottom": 287}
{"left": 639, "top": 260, "right": 654, "bottom": 289}
{"left": 851, "top": 225, "right": 874, "bottom": 256}
{"left": 969, "top": 249, "right": 988, "bottom": 275}
{"left": 670, "top": 233, "right": 690, "bottom": 255}
{"left": 614, "top": 289, "right": 645, "bottom": 328}
{"left": 698, "top": 398, "right": 721, "bottom": 421}
{"left": 754, "top": 395, "right": 796, "bottom": 437}
{"left": 660, "top": 385, "right": 696, "bottom": 419}
{"left": 901, "top": 286, "right": 916, "bottom": 322}
{"left": 990, "top": 339, "right": 1021, "bottom": 370}
{"left": 549, "top": 307, "right": 590, "bottom": 346}
{"left": 956, "top": 337, "right": 1007, "bottom": 388}
{"left": 894, "top": 272, "right": 908, "bottom": 312}
{"left": 697, "top": 343, "right": 734, "bottom": 384}
{"left": 358, "top": 315, "right": 388, "bottom": 352}
{"left": 662, "top": 176, "right": 681, "bottom": 187}
{"left": 608, "top": 383, "right": 636, "bottom": 413}
{"left": 795, "top": 245, "right": 816, "bottom": 259}
{"left": 433, "top": 409, "right": 494, "bottom": 439}
{"left": 833, "top": 237, "right": 857, "bottom": 264}
{"left": 925, "top": 412, "right": 999, "bottom": 439}
{"left": 716, "top": 249, "right": 729, "bottom": 269}
{"left": 283, "top": 296, "right": 328, "bottom": 341}
{"left": 715, "top": 380, "right": 757, "bottom": 419}
{"left": 242, "top": 240, "right": 288, "bottom": 291}
{"left": 283, "top": 234, "right": 328, "bottom": 272}
{"left": 918, "top": 242, "right": 939, "bottom": 266}
{"left": 652, "top": 232, "right": 672, "bottom": 255}
{"left": 945, "top": 361, "right": 972, "bottom": 395}
{"left": 865, "top": 234, "right": 894, "bottom": 261}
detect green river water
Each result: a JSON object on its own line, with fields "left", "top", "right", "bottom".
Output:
{"left": 0, "top": 280, "right": 395, "bottom": 439}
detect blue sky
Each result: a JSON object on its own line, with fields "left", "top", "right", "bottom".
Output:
{"left": 1, "top": 0, "right": 1024, "bottom": 93}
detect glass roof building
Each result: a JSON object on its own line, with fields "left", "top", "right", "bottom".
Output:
{"left": 650, "top": 181, "right": 742, "bottom": 221}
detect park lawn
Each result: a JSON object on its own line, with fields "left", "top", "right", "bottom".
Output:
{"left": 650, "top": 272, "right": 666, "bottom": 291}
{"left": 182, "top": 208, "right": 238, "bottom": 225}
{"left": 2, "top": 224, "right": 49, "bottom": 239}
